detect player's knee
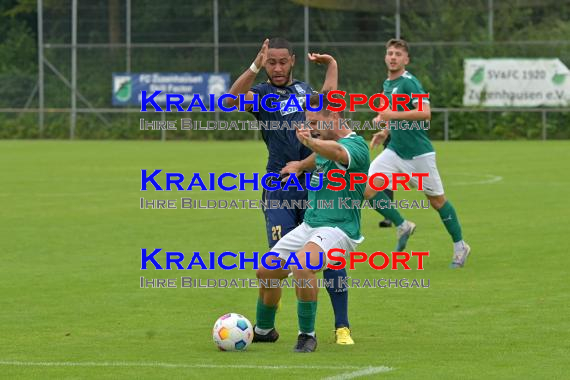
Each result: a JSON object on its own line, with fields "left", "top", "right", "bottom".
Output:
{"left": 428, "top": 194, "right": 446, "bottom": 209}
{"left": 364, "top": 177, "right": 387, "bottom": 198}
{"left": 364, "top": 185, "right": 377, "bottom": 200}
{"left": 256, "top": 267, "right": 270, "bottom": 280}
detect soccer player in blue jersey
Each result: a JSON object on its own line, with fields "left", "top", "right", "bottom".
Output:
{"left": 227, "top": 38, "right": 354, "bottom": 344}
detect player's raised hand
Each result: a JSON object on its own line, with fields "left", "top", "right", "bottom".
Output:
{"left": 295, "top": 124, "right": 314, "bottom": 147}
{"left": 253, "top": 39, "right": 269, "bottom": 70}
{"left": 308, "top": 53, "right": 336, "bottom": 66}
{"left": 370, "top": 129, "right": 389, "bottom": 149}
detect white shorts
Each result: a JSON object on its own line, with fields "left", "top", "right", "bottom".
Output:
{"left": 271, "top": 222, "right": 361, "bottom": 269}
{"left": 368, "top": 149, "right": 444, "bottom": 196}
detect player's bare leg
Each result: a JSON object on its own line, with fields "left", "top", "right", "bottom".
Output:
{"left": 257, "top": 264, "right": 289, "bottom": 307}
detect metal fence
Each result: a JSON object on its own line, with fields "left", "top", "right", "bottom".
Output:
{"left": 1, "top": 0, "right": 569, "bottom": 140}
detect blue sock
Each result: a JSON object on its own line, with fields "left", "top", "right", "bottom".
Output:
{"left": 323, "top": 268, "right": 349, "bottom": 328}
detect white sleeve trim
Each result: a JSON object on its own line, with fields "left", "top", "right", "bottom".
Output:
{"left": 411, "top": 98, "right": 430, "bottom": 104}
{"left": 334, "top": 145, "right": 351, "bottom": 170}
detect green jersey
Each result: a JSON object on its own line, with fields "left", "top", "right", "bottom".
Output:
{"left": 384, "top": 70, "right": 434, "bottom": 159}
{"left": 304, "top": 133, "right": 370, "bottom": 241}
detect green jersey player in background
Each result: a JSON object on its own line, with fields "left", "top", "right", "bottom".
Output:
{"left": 367, "top": 38, "right": 471, "bottom": 268}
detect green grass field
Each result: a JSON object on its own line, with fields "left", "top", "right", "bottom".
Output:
{"left": 1, "top": 140, "right": 569, "bottom": 379}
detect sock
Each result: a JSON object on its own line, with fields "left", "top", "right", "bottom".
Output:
{"left": 297, "top": 300, "right": 317, "bottom": 334}
{"left": 323, "top": 268, "right": 349, "bottom": 328}
{"left": 254, "top": 326, "right": 272, "bottom": 335}
{"left": 437, "top": 200, "right": 463, "bottom": 243}
{"left": 372, "top": 191, "right": 404, "bottom": 227}
{"left": 453, "top": 240, "right": 465, "bottom": 251}
{"left": 298, "top": 330, "right": 316, "bottom": 337}
{"left": 384, "top": 188, "right": 394, "bottom": 201}
{"left": 382, "top": 189, "right": 394, "bottom": 222}
{"left": 256, "top": 298, "right": 277, "bottom": 330}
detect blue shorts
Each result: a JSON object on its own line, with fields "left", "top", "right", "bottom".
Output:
{"left": 262, "top": 186, "right": 307, "bottom": 248}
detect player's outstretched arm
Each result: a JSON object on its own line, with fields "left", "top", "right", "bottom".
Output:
{"left": 370, "top": 109, "right": 390, "bottom": 149}
{"left": 299, "top": 153, "right": 317, "bottom": 171}
{"left": 370, "top": 129, "right": 389, "bottom": 150}
{"left": 280, "top": 154, "right": 317, "bottom": 179}
{"left": 380, "top": 102, "right": 431, "bottom": 121}
{"left": 308, "top": 53, "right": 338, "bottom": 92}
{"left": 296, "top": 127, "right": 348, "bottom": 165}
{"left": 226, "top": 39, "right": 269, "bottom": 111}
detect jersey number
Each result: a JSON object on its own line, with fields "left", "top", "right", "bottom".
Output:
{"left": 272, "top": 225, "right": 282, "bottom": 241}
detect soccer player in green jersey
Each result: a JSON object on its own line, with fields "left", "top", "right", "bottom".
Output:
{"left": 367, "top": 38, "right": 471, "bottom": 268}
{"left": 253, "top": 93, "right": 370, "bottom": 352}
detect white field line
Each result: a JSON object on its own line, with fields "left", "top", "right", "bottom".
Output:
{"left": 322, "top": 366, "right": 394, "bottom": 379}
{"left": 0, "top": 360, "right": 380, "bottom": 372}
{"left": 448, "top": 173, "right": 503, "bottom": 186}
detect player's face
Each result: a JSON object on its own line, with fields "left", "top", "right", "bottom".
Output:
{"left": 265, "top": 48, "right": 295, "bottom": 87}
{"left": 304, "top": 111, "right": 337, "bottom": 140}
{"left": 385, "top": 46, "right": 409, "bottom": 73}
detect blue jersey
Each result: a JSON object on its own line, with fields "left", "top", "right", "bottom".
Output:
{"left": 250, "top": 80, "right": 314, "bottom": 173}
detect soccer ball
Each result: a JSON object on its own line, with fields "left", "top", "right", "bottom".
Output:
{"left": 212, "top": 313, "right": 253, "bottom": 351}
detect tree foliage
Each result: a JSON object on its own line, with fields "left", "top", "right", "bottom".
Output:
{"left": 1, "top": 0, "right": 569, "bottom": 139}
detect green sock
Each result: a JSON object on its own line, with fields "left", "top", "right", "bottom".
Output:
{"left": 437, "top": 200, "right": 463, "bottom": 242}
{"left": 372, "top": 191, "right": 404, "bottom": 227}
{"left": 256, "top": 298, "right": 277, "bottom": 329}
{"left": 297, "top": 300, "right": 318, "bottom": 334}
